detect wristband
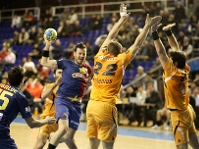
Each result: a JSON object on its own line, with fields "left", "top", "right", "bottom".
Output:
{"left": 152, "top": 31, "right": 159, "bottom": 40}
{"left": 165, "top": 29, "right": 172, "bottom": 36}
{"left": 42, "top": 50, "right": 49, "bottom": 57}
{"left": 120, "top": 12, "right": 127, "bottom": 17}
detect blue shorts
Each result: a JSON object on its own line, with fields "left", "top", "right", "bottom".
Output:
{"left": 55, "top": 96, "right": 82, "bottom": 130}
{"left": 0, "top": 138, "right": 18, "bottom": 149}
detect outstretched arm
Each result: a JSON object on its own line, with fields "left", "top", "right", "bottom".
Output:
{"left": 162, "top": 23, "right": 180, "bottom": 51}
{"left": 129, "top": 14, "right": 162, "bottom": 56}
{"left": 151, "top": 22, "right": 169, "bottom": 68}
{"left": 41, "top": 76, "right": 62, "bottom": 99}
{"left": 40, "top": 39, "right": 58, "bottom": 69}
{"left": 103, "top": 4, "right": 130, "bottom": 45}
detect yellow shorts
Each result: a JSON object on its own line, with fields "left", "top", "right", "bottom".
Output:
{"left": 86, "top": 99, "right": 118, "bottom": 142}
{"left": 38, "top": 123, "right": 58, "bottom": 137}
{"left": 171, "top": 104, "right": 196, "bottom": 145}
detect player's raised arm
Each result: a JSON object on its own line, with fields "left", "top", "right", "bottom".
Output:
{"left": 41, "top": 75, "right": 62, "bottom": 99}
{"left": 162, "top": 23, "right": 180, "bottom": 51}
{"left": 129, "top": 14, "right": 162, "bottom": 57}
{"left": 151, "top": 22, "right": 169, "bottom": 68}
{"left": 40, "top": 39, "right": 58, "bottom": 69}
{"left": 103, "top": 4, "right": 130, "bottom": 45}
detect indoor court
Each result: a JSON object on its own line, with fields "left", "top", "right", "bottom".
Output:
{"left": 11, "top": 117, "right": 197, "bottom": 149}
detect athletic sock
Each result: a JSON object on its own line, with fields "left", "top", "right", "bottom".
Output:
{"left": 47, "top": 143, "right": 57, "bottom": 149}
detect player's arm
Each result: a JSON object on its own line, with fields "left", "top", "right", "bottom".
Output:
{"left": 41, "top": 76, "right": 62, "bottom": 99}
{"left": 151, "top": 22, "right": 169, "bottom": 68}
{"left": 25, "top": 116, "right": 56, "bottom": 128}
{"left": 129, "top": 15, "right": 162, "bottom": 57}
{"left": 102, "top": 4, "right": 130, "bottom": 46}
{"left": 40, "top": 39, "right": 58, "bottom": 69}
{"left": 162, "top": 23, "right": 180, "bottom": 51}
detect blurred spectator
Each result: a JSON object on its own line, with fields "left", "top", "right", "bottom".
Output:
{"left": 149, "top": 57, "right": 163, "bottom": 79}
{"left": 41, "top": 9, "right": 52, "bottom": 21}
{"left": 59, "top": 8, "right": 69, "bottom": 22}
{"left": 194, "top": 1, "right": 199, "bottom": 19}
{"left": 63, "top": 41, "right": 75, "bottom": 59}
{"left": 85, "top": 41, "right": 94, "bottom": 61}
{"left": 28, "top": 43, "right": 42, "bottom": 60}
{"left": 87, "top": 14, "right": 97, "bottom": 30}
{"left": 22, "top": 11, "right": 35, "bottom": 28}
{"left": 136, "top": 85, "right": 146, "bottom": 104}
{"left": 143, "top": 72, "right": 155, "bottom": 90}
{"left": 133, "top": 66, "right": 146, "bottom": 88}
{"left": 27, "top": 26, "right": 37, "bottom": 45}
{"left": 23, "top": 56, "right": 37, "bottom": 78}
{"left": 154, "top": 2, "right": 163, "bottom": 15}
{"left": 136, "top": 40, "right": 155, "bottom": 61}
{"left": 107, "top": 17, "right": 117, "bottom": 33}
{"left": 94, "top": 34, "right": 107, "bottom": 55}
{"left": 10, "top": 30, "right": 19, "bottom": 45}
{"left": 180, "top": 36, "right": 193, "bottom": 59}
{"left": 36, "top": 27, "right": 44, "bottom": 45}
{"left": 0, "top": 48, "right": 16, "bottom": 70}
{"left": 24, "top": 77, "right": 44, "bottom": 103}
{"left": 92, "top": 15, "right": 103, "bottom": 30}
{"left": 11, "top": 14, "right": 22, "bottom": 28}
{"left": 145, "top": 83, "right": 163, "bottom": 125}
{"left": 174, "top": 1, "right": 186, "bottom": 22}
{"left": 167, "top": 14, "right": 179, "bottom": 34}
{"left": 18, "top": 27, "right": 30, "bottom": 45}
{"left": 68, "top": 8, "right": 78, "bottom": 24}
{"left": 71, "top": 20, "right": 83, "bottom": 37}
{"left": 57, "top": 20, "right": 73, "bottom": 37}
{"left": 188, "top": 14, "right": 198, "bottom": 35}
{"left": 46, "top": 16, "right": 55, "bottom": 29}
{"left": 51, "top": 39, "right": 63, "bottom": 60}
{"left": 36, "top": 59, "right": 51, "bottom": 83}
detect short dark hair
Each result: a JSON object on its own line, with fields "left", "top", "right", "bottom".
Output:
{"left": 8, "top": 66, "right": 24, "bottom": 86}
{"left": 107, "top": 41, "right": 122, "bottom": 56}
{"left": 170, "top": 51, "right": 186, "bottom": 69}
{"left": 74, "top": 42, "right": 86, "bottom": 51}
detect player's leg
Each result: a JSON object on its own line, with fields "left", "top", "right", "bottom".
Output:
{"left": 102, "top": 141, "right": 114, "bottom": 149}
{"left": 88, "top": 138, "right": 101, "bottom": 149}
{"left": 48, "top": 119, "right": 69, "bottom": 148}
{"left": 61, "top": 128, "right": 78, "bottom": 148}
{"left": 34, "top": 124, "right": 58, "bottom": 149}
{"left": 188, "top": 105, "right": 199, "bottom": 149}
{"left": 33, "top": 135, "right": 48, "bottom": 149}
{"left": 188, "top": 132, "right": 199, "bottom": 149}
{"left": 47, "top": 98, "right": 70, "bottom": 149}
{"left": 86, "top": 100, "right": 101, "bottom": 149}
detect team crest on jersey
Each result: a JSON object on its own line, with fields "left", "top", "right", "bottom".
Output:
{"left": 25, "top": 107, "right": 31, "bottom": 113}
{"left": 79, "top": 67, "right": 88, "bottom": 75}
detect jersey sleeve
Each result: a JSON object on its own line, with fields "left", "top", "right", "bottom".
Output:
{"left": 95, "top": 42, "right": 109, "bottom": 57}
{"left": 17, "top": 93, "right": 32, "bottom": 119}
{"left": 163, "top": 59, "right": 176, "bottom": 75}
{"left": 56, "top": 59, "right": 69, "bottom": 69}
{"left": 118, "top": 48, "right": 134, "bottom": 68}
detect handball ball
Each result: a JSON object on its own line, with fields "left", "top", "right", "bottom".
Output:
{"left": 43, "top": 28, "right": 57, "bottom": 41}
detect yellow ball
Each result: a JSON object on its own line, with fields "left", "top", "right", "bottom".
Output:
{"left": 43, "top": 28, "right": 57, "bottom": 41}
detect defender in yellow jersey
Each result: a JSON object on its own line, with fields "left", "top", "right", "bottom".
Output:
{"left": 86, "top": 4, "right": 161, "bottom": 149}
{"left": 33, "top": 69, "right": 62, "bottom": 149}
{"left": 151, "top": 23, "right": 199, "bottom": 148}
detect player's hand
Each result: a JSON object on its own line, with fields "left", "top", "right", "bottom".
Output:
{"left": 45, "top": 116, "right": 56, "bottom": 124}
{"left": 120, "top": 4, "right": 130, "bottom": 19}
{"left": 44, "top": 38, "right": 56, "bottom": 46}
{"left": 151, "top": 22, "right": 162, "bottom": 32}
{"left": 145, "top": 14, "right": 162, "bottom": 28}
{"left": 162, "top": 23, "right": 176, "bottom": 31}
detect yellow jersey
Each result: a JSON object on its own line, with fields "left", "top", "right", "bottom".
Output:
{"left": 90, "top": 42, "right": 133, "bottom": 104}
{"left": 40, "top": 83, "right": 58, "bottom": 119}
{"left": 163, "top": 60, "right": 190, "bottom": 110}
